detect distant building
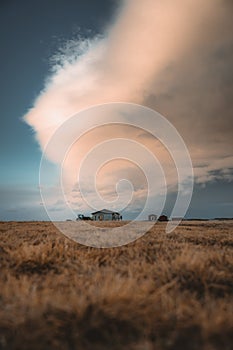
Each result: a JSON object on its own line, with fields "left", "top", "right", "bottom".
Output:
{"left": 77, "top": 214, "right": 92, "bottom": 221}
{"left": 148, "top": 214, "right": 157, "bottom": 221}
{"left": 158, "top": 215, "right": 168, "bottom": 222}
{"left": 91, "top": 209, "right": 121, "bottom": 221}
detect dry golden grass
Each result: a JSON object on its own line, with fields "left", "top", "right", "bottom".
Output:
{"left": 0, "top": 220, "right": 232, "bottom": 350}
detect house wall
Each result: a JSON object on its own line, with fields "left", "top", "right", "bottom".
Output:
{"left": 103, "top": 214, "right": 112, "bottom": 221}
{"left": 93, "top": 213, "right": 119, "bottom": 221}
{"left": 93, "top": 213, "right": 112, "bottom": 221}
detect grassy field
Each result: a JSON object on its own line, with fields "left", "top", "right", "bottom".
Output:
{"left": 0, "top": 220, "right": 232, "bottom": 350}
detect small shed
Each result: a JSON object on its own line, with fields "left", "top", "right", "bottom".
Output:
{"left": 92, "top": 209, "right": 121, "bottom": 221}
{"left": 158, "top": 215, "right": 168, "bottom": 222}
{"left": 148, "top": 214, "right": 157, "bottom": 221}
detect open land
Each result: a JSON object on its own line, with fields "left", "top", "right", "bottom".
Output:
{"left": 0, "top": 220, "right": 232, "bottom": 350}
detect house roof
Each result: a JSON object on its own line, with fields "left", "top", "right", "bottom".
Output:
{"left": 91, "top": 209, "right": 120, "bottom": 215}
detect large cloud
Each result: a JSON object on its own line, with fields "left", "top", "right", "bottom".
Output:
{"left": 24, "top": 0, "right": 233, "bottom": 214}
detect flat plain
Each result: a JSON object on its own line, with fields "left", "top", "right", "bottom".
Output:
{"left": 0, "top": 220, "right": 232, "bottom": 350}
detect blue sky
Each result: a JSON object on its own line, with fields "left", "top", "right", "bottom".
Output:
{"left": 0, "top": 0, "right": 232, "bottom": 220}
{"left": 0, "top": 0, "right": 115, "bottom": 186}
{"left": 0, "top": 0, "right": 116, "bottom": 220}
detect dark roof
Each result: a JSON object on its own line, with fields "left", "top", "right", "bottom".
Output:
{"left": 91, "top": 209, "right": 120, "bottom": 215}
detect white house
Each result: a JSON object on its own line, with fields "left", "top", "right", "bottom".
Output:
{"left": 91, "top": 209, "right": 121, "bottom": 221}
{"left": 148, "top": 214, "right": 157, "bottom": 221}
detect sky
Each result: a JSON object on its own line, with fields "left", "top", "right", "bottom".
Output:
{"left": 0, "top": 0, "right": 232, "bottom": 221}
